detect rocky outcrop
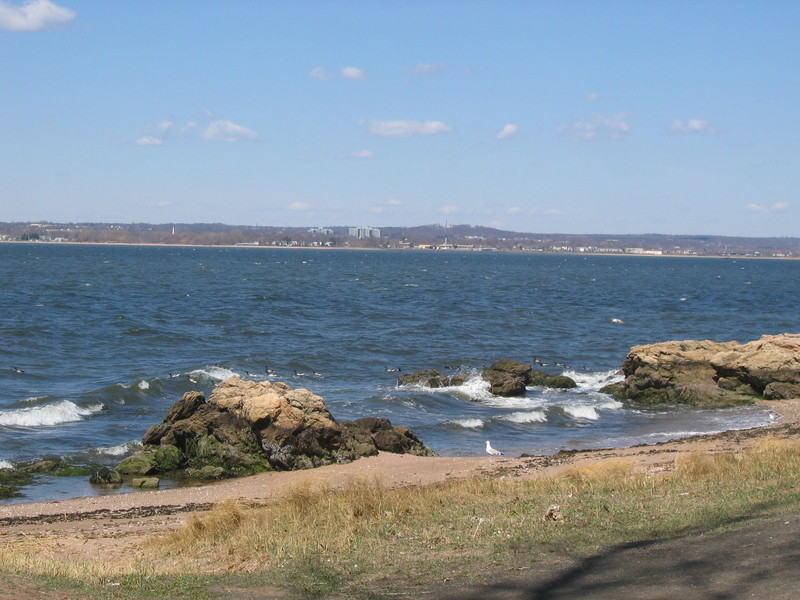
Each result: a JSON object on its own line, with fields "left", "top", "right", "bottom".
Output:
{"left": 396, "top": 370, "right": 469, "bottom": 388}
{"left": 115, "top": 377, "right": 435, "bottom": 480}
{"left": 482, "top": 359, "right": 532, "bottom": 396}
{"left": 603, "top": 334, "right": 800, "bottom": 407}
{"left": 398, "top": 360, "right": 576, "bottom": 398}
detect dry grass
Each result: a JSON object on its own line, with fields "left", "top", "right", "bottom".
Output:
{"left": 4, "top": 438, "right": 800, "bottom": 598}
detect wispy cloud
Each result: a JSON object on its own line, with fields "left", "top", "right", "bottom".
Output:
{"left": 0, "top": 0, "right": 75, "bottom": 32}
{"left": 348, "top": 149, "right": 374, "bottom": 159}
{"left": 558, "top": 112, "right": 631, "bottom": 142}
{"left": 585, "top": 92, "right": 601, "bottom": 101}
{"left": 496, "top": 124, "right": 519, "bottom": 139}
{"left": 745, "top": 202, "right": 790, "bottom": 213}
{"left": 135, "top": 136, "right": 163, "bottom": 146}
{"left": 134, "top": 114, "right": 259, "bottom": 145}
{"left": 310, "top": 66, "right": 334, "bottom": 81}
{"left": 408, "top": 62, "right": 447, "bottom": 77}
{"left": 288, "top": 202, "right": 312, "bottom": 211}
{"left": 202, "top": 120, "right": 259, "bottom": 142}
{"left": 368, "top": 119, "right": 452, "bottom": 138}
{"left": 670, "top": 118, "right": 717, "bottom": 135}
{"left": 341, "top": 66, "right": 366, "bottom": 81}
{"left": 438, "top": 205, "right": 459, "bottom": 215}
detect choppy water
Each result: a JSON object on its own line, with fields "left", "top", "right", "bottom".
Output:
{"left": 1, "top": 243, "right": 798, "bottom": 502}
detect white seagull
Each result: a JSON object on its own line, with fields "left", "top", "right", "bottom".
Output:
{"left": 485, "top": 441, "right": 503, "bottom": 456}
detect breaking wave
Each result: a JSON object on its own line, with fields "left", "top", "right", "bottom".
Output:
{"left": 0, "top": 401, "right": 104, "bottom": 428}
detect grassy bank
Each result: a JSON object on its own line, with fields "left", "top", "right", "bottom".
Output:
{"left": 3, "top": 438, "right": 800, "bottom": 599}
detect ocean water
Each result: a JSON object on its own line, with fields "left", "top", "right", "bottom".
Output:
{"left": 1, "top": 243, "right": 798, "bottom": 503}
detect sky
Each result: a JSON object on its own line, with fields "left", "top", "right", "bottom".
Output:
{"left": 1, "top": 0, "right": 799, "bottom": 237}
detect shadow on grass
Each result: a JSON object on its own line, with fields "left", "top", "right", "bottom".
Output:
{"left": 438, "top": 509, "right": 800, "bottom": 600}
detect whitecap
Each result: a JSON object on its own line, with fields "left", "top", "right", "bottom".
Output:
{"left": 89, "top": 440, "right": 142, "bottom": 457}
{"left": 443, "top": 418, "right": 484, "bottom": 429}
{"left": 0, "top": 401, "right": 103, "bottom": 428}
{"left": 0, "top": 460, "right": 13, "bottom": 470}
{"left": 563, "top": 405, "right": 600, "bottom": 420}
{"left": 138, "top": 380, "right": 150, "bottom": 390}
{"left": 565, "top": 369, "right": 623, "bottom": 390}
{"left": 497, "top": 410, "right": 547, "bottom": 424}
{"left": 191, "top": 366, "right": 237, "bottom": 381}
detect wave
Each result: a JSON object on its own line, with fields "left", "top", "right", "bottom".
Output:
{"left": 562, "top": 405, "right": 600, "bottom": 420}
{"left": 190, "top": 365, "right": 237, "bottom": 381}
{"left": 563, "top": 368, "right": 623, "bottom": 390}
{"left": 0, "top": 460, "right": 13, "bottom": 470}
{"left": 496, "top": 410, "right": 547, "bottom": 424}
{"left": 88, "top": 440, "right": 142, "bottom": 458}
{"left": 0, "top": 401, "right": 104, "bottom": 428}
{"left": 443, "top": 418, "right": 485, "bottom": 429}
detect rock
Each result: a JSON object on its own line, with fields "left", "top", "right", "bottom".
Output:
{"left": 113, "top": 376, "right": 435, "bottom": 480}
{"left": 344, "top": 417, "right": 437, "bottom": 457}
{"left": 608, "top": 334, "right": 800, "bottom": 407}
{"left": 711, "top": 334, "right": 800, "bottom": 393}
{"left": 131, "top": 477, "right": 160, "bottom": 489}
{"left": 543, "top": 375, "right": 578, "bottom": 389}
{"left": 482, "top": 360, "right": 532, "bottom": 397}
{"left": 89, "top": 467, "right": 122, "bottom": 486}
{"left": 397, "top": 370, "right": 468, "bottom": 388}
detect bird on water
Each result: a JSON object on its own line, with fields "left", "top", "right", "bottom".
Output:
{"left": 485, "top": 441, "right": 503, "bottom": 456}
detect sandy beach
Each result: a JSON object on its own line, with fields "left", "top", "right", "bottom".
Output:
{"left": 1, "top": 398, "right": 799, "bottom": 568}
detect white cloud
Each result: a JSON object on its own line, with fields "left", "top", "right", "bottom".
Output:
{"left": 586, "top": 92, "right": 601, "bottom": 101}
{"left": 558, "top": 112, "right": 631, "bottom": 142}
{"left": 369, "top": 205, "right": 386, "bottom": 214}
{"left": 202, "top": 120, "right": 259, "bottom": 142}
{"left": 288, "top": 202, "right": 312, "bottom": 211}
{"left": 310, "top": 66, "right": 333, "bottom": 81}
{"left": 438, "top": 205, "right": 459, "bottom": 215}
{"left": 386, "top": 198, "right": 402, "bottom": 206}
{"left": 507, "top": 207, "right": 525, "bottom": 214}
{"left": 409, "top": 62, "right": 447, "bottom": 77}
{"left": 0, "top": 0, "right": 75, "bottom": 32}
{"left": 135, "top": 136, "right": 163, "bottom": 146}
{"left": 349, "top": 149, "right": 374, "bottom": 159}
{"left": 368, "top": 119, "right": 452, "bottom": 138}
{"left": 496, "top": 124, "right": 519, "bottom": 139}
{"left": 341, "top": 66, "right": 366, "bottom": 81}
{"left": 670, "top": 118, "right": 717, "bottom": 135}
{"left": 745, "top": 202, "right": 790, "bottom": 213}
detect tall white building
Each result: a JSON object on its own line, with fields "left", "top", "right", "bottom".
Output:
{"left": 348, "top": 226, "right": 381, "bottom": 239}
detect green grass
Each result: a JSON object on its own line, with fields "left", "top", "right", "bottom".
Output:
{"left": 4, "top": 438, "right": 800, "bottom": 599}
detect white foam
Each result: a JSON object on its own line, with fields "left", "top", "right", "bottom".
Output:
{"left": 563, "top": 405, "right": 600, "bottom": 420}
{"left": 191, "top": 366, "right": 237, "bottom": 381}
{"left": 90, "top": 440, "right": 142, "bottom": 457}
{"left": 138, "top": 380, "right": 150, "bottom": 390}
{"left": 0, "top": 401, "right": 103, "bottom": 428}
{"left": 498, "top": 410, "right": 547, "bottom": 424}
{"left": 443, "top": 418, "right": 484, "bottom": 429}
{"left": 564, "top": 369, "right": 623, "bottom": 390}
{"left": 0, "top": 460, "right": 13, "bottom": 470}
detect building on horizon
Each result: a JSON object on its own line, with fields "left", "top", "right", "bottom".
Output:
{"left": 348, "top": 226, "right": 381, "bottom": 239}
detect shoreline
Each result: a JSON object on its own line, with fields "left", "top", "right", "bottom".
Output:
{"left": 2, "top": 398, "right": 797, "bottom": 524}
{"left": 2, "top": 239, "right": 797, "bottom": 260}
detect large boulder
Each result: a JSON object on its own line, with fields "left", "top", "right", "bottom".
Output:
{"left": 115, "top": 376, "right": 436, "bottom": 479}
{"left": 483, "top": 359, "right": 532, "bottom": 396}
{"left": 604, "top": 334, "right": 800, "bottom": 407}
{"left": 711, "top": 334, "right": 800, "bottom": 395}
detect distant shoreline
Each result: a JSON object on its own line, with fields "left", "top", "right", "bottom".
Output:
{"left": 1, "top": 239, "right": 797, "bottom": 260}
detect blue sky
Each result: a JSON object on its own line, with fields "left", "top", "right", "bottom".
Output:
{"left": 1, "top": 0, "right": 798, "bottom": 236}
